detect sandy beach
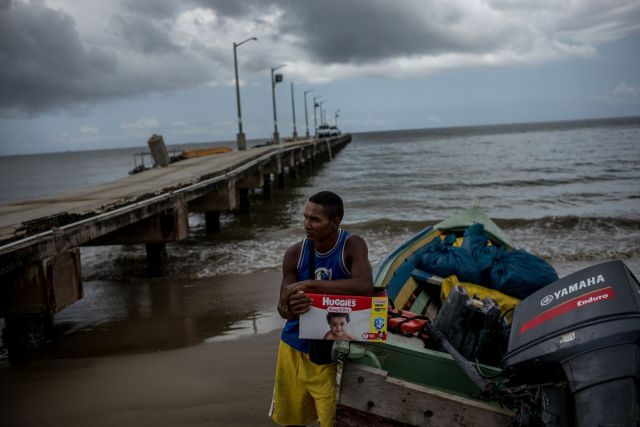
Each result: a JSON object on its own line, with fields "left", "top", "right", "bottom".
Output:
{"left": 0, "top": 330, "right": 281, "bottom": 427}
{"left": 1, "top": 259, "right": 638, "bottom": 426}
{"left": 0, "top": 270, "right": 285, "bottom": 427}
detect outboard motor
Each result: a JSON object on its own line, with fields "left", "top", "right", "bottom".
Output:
{"left": 502, "top": 260, "right": 640, "bottom": 426}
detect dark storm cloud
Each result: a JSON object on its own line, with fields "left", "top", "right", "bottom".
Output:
{"left": 0, "top": 1, "right": 118, "bottom": 116}
{"left": 112, "top": 14, "right": 181, "bottom": 54}
{"left": 0, "top": 1, "right": 210, "bottom": 117}
{"left": 196, "top": 0, "right": 505, "bottom": 63}
{"left": 194, "top": 0, "right": 254, "bottom": 18}
{"left": 3, "top": 0, "right": 638, "bottom": 117}
{"left": 280, "top": 1, "right": 470, "bottom": 62}
{"left": 122, "top": 0, "right": 180, "bottom": 19}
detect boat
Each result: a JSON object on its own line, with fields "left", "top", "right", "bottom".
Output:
{"left": 333, "top": 207, "right": 640, "bottom": 426}
{"left": 128, "top": 146, "right": 232, "bottom": 174}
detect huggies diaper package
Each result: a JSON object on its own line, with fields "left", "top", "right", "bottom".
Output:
{"left": 299, "top": 293, "right": 388, "bottom": 341}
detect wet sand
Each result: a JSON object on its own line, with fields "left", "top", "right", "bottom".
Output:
{"left": 0, "top": 259, "right": 638, "bottom": 426}
{"left": 0, "top": 270, "right": 285, "bottom": 427}
{"left": 0, "top": 330, "right": 281, "bottom": 427}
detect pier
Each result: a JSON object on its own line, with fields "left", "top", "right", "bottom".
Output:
{"left": 0, "top": 134, "right": 351, "bottom": 361}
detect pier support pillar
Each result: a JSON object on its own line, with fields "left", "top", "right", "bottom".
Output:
{"left": 262, "top": 174, "right": 273, "bottom": 199}
{"left": 205, "top": 211, "right": 220, "bottom": 234}
{"left": 189, "top": 181, "right": 238, "bottom": 214}
{"left": 90, "top": 198, "right": 189, "bottom": 244}
{"left": 297, "top": 157, "right": 307, "bottom": 176}
{"left": 236, "top": 167, "right": 264, "bottom": 214}
{"left": 287, "top": 166, "right": 297, "bottom": 180}
{"left": 87, "top": 199, "right": 188, "bottom": 277}
{"left": 1, "top": 247, "right": 82, "bottom": 363}
{"left": 146, "top": 243, "right": 167, "bottom": 277}
{"left": 275, "top": 155, "right": 286, "bottom": 189}
{"left": 238, "top": 188, "right": 250, "bottom": 215}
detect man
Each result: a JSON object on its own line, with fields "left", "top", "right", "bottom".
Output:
{"left": 269, "top": 191, "right": 373, "bottom": 427}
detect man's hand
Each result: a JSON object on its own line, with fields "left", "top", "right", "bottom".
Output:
{"left": 278, "top": 280, "right": 312, "bottom": 318}
{"left": 288, "top": 288, "right": 313, "bottom": 315}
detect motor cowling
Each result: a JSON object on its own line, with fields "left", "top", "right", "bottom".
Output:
{"left": 502, "top": 260, "right": 640, "bottom": 426}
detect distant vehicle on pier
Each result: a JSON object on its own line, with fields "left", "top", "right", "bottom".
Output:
{"left": 317, "top": 124, "right": 341, "bottom": 138}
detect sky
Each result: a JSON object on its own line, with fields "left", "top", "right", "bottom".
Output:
{"left": 1, "top": 0, "right": 639, "bottom": 155}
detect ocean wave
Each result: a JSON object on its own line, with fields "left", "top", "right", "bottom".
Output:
{"left": 79, "top": 214, "right": 640, "bottom": 281}
{"left": 493, "top": 215, "right": 640, "bottom": 231}
{"left": 343, "top": 218, "right": 435, "bottom": 233}
{"left": 418, "top": 175, "right": 638, "bottom": 191}
{"left": 346, "top": 215, "right": 640, "bottom": 233}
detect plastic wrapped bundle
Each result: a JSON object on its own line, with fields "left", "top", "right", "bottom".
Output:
{"left": 489, "top": 248, "right": 559, "bottom": 299}
{"left": 420, "top": 234, "right": 481, "bottom": 284}
{"left": 462, "top": 223, "right": 498, "bottom": 285}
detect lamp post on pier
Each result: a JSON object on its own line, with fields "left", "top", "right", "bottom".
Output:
{"left": 334, "top": 109, "right": 340, "bottom": 127}
{"left": 313, "top": 96, "right": 320, "bottom": 136}
{"left": 319, "top": 103, "right": 327, "bottom": 126}
{"left": 290, "top": 82, "right": 298, "bottom": 140}
{"left": 303, "top": 89, "right": 314, "bottom": 139}
{"left": 233, "top": 37, "right": 257, "bottom": 151}
{"left": 313, "top": 97, "right": 325, "bottom": 137}
{"left": 271, "top": 64, "right": 286, "bottom": 144}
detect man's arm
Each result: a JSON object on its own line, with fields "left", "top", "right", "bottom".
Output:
{"left": 287, "top": 235, "right": 373, "bottom": 315}
{"left": 277, "top": 242, "right": 304, "bottom": 320}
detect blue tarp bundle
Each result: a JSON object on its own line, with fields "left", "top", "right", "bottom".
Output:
{"left": 488, "top": 248, "right": 559, "bottom": 299}
{"left": 462, "top": 223, "right": 498, "bottom": 284}
{"left": 420, "top": 234, "right": 481, "bottom": 284}
{"left": 423, "top": 223, "right": 559, "bottom": 299}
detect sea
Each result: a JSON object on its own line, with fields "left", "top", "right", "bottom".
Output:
{"left": 1, "top": 116, "right": 639, "bottom": 358}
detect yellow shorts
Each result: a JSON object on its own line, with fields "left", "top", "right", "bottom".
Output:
{"left": 269, "top": 340, "right": 337, "bottom": 427}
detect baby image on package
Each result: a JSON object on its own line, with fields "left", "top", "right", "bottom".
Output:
{"left": 299, "top": 293, "right": 388, "bottom": 342}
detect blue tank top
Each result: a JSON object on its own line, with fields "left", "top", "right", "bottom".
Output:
{"left": 281, "top": 229, "right": 353, "bottom": 352}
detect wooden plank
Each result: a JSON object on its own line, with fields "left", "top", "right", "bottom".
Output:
{"left": 394, "top": 277, "right": 418, "bottom": 310}
{"left": 337, "top": 363, "right": 513, "bottom": 427}
{"left": 426, "top": 300, "right": 440, "bottom": 321}
{"left": 409, "top": 289, "right": 430, "bottom": 315}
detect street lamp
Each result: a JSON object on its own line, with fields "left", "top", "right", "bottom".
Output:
{"left": 233, "top": 37, "right": 257, "bottom": 151}
{"left": 290, "top": 82, "right": 298, "bottom": 140}
{"left": 271, "top": 64, "right": 286, "bottom": 144}
{"left": 303, "top": 89, "right": 314, "bottom": 139}
{"left": 313, "top": 96, "right": 325, "bottom": 137}
{"left": 313, "top": 96, "right": 320, "bottom": 136}
{"left": 334, "top": 109, "right": 340, "bottom": 127}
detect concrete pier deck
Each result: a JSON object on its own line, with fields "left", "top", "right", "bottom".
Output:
{"left": 0, "top": 135, "right": 350, "bottom": 361}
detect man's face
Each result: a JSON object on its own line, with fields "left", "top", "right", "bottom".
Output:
{"left": 329, "top": 317, "right": 348, "bottom": 336}
{"left": 303, "top": 201, "right": 338, "bottom": 241}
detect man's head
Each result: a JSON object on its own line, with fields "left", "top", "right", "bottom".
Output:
{"left": 309, "top": 191, "right": 344, "bottom": 221}
{"left": 327, "top": 312, "right": 350, "bottom": 336}
{"left": 304, "top": 191, "right": 343, "bottom": 241}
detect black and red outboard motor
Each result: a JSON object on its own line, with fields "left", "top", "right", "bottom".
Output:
{"left": 502, "top": 260, "right": 640, "bottom": 426}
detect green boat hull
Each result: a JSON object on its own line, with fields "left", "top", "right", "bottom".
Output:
{"left": 336, "top": 207, "right": 515, "bottom": 425}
